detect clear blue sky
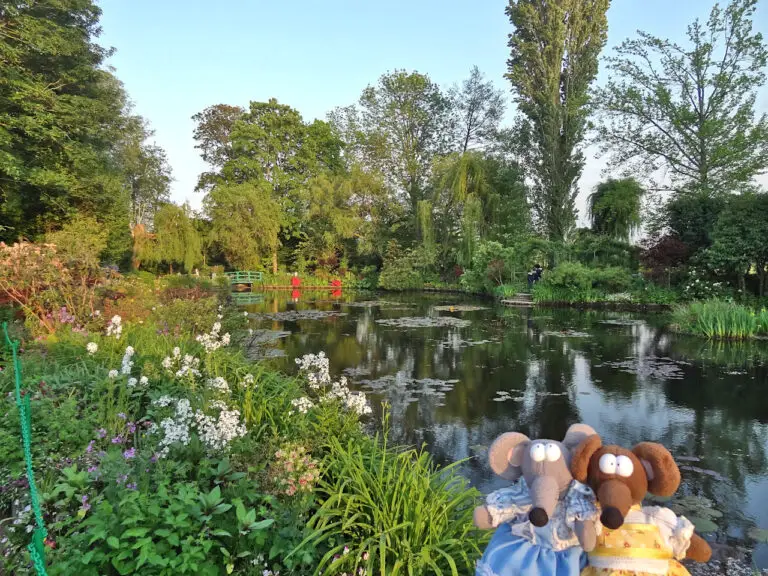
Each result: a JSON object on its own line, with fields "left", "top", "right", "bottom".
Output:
{"left": 98, "top": 0, "right": 768, "bottom": 220}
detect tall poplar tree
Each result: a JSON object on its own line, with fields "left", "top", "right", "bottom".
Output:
{"left": 505, "top": 0, "right": 610, "bottom": 242}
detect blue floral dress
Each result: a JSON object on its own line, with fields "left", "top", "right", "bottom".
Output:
{"left": 475, "top": 479, "right": 599, "bottom": 576}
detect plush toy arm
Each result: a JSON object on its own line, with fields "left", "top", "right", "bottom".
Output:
{"left": 574, "top": 519, "right": 597, "bottom": 552}
{"left": 685, "top": 533, "right": 712, "bottom": 563}
{"left": 473, "top": 505, "right": 494, "bottom": 529}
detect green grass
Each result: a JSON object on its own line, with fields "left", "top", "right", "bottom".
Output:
{"left": 291, "top": 428, "right": 486, "bottom": 576}
{"left": 672, "top": 300, "right": 768, "bottom": 339}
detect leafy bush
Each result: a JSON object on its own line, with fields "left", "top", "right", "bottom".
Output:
{"left": 543, "top": 262, "right": 593, "bottom": 291}
{"left": 672, "top": 300, "right": 768, "bottom": 339}
{"left": 293, "top": 432, "right": 486, "bottom": 575}
{"left": 592, "top": 266, "right": 633, "bottom": 293}
{"left": 378, "top": 251, "right": 424, "bottom": 291}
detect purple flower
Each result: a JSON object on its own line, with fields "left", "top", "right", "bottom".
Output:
{"left": 126, "top": 482, "right": 137, "bottom": 490}
{"left": 79, "top": 494, "right": 91, "bottom": 512}
{"left": 96, "top": 428, "right": 107, "bottom": 439}
{"left": 116, "top": 474, "right": 128, "bottom": 485}
{"left": 123, "top": 447, "right": 136, "bottom": 460}
{"left": 87, "top": 466, "right": 98, "bottom": 474}
{"left": 126, "top": 422, "right": 136, "bottom": 434}
{"left": 149, "top": 454, "right": 158, "bottom": 464}
{"left": 111, "top": 436, "right": 123, "bottom": 444}
{"left": 86, "top": 440, "right": 95, "bottom": 453}
{"left": 117, "top": 413, "right": 126, "bottom": 420}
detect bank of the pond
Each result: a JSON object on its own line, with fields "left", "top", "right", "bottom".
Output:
{"left": 672, "top": 300, "right": 768, "bottom": 340}
{"left": 0, "top": 278, "right": 485, "bottom": 575}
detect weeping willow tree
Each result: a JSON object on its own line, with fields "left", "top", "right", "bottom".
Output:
{"left": 588, "top": 178, "right": 644, "bottom": 241}
{"left": 460, "top": 194, "right": 484, "bottom": 266}
{"left": 144, "top": 203, "right": 203, "bottom": 273}
{"left": 416, "top": 200, "right": 436, "bottom": 264}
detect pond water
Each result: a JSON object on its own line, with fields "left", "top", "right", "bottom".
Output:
{"left": 242, "top": 290, "right": 768, "bottom": 567}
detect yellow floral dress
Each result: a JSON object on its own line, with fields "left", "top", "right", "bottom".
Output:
{"left": 582, "top": 505, "right": 695, "bottom": 576}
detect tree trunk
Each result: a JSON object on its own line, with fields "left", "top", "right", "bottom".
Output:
{"left": 272, "top": 250, "right": 278, "bottom": 274}
{"left": 169, "top": 262, "right": 173, "bottom": 275}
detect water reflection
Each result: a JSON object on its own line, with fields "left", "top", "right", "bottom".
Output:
{"left": 243, "top": 291, "right": 768, "bottom": 566}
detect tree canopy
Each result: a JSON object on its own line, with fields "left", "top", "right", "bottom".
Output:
{"left": 595, "top": 0, "right": 768, "bottom": 195}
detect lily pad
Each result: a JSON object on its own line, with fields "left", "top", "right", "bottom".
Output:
{"left": 598, "top": 319, "right": 644, "bottom": 326}
{"left": 433, "top": 305, "right": 489, "bottom": 312}
{"left": 747, "top": 527, "right": 768, "bottom": 542}
{"left": 594, "top": 355, "right": 687, "bottom": 380}
{"left": 375, "top": 316, "right": 471, "bottom": 329}
{"left": 542, "top": 330, "right": 591, "bottom": 338}
{"left": 356, "top": 375, "right": 460, "bottom": 403}
{"left": 250, "top": 310, "right": 347, "bottom": 321}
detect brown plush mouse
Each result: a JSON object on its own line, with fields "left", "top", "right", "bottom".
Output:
{"left": 571, "top": 435, "right": 712, "bottom": 576}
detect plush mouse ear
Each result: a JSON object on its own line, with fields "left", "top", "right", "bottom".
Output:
{"left": 632, "top": 442, "right": 680, "bottom": 497}
{"left": 570, "top": 434, "right": 602, "bottom": 483}
{"left": 562, "top": 423, "right": 598, "bottom": 452}
{"left": 488, "top": 432, "right": 530, "bottom": 480}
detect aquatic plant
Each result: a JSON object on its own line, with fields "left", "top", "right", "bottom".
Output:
{"left": 672, "top": 300, "right": 768, "bottom": 340}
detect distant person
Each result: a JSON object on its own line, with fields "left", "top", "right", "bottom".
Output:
{"left": 291, "top": 289, "right": 301, "bottom": 302}
{"left": 330, "top": 278, "right": 342, "bottom": 288}
{"left": 527, "top": 264, "right": 543, "bottom": 289}
{"left": 290, "top": 272, "right": 301, "bottom": 289}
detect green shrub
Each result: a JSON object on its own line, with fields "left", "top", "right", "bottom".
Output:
{"left": 292, "top": 431, "right": 486, "bottom": 575}
{"left": 592, "top": 266, "right": 633, "bottom": 293}
{"left": 544, "top": 262, "right": 593, "bottom": 291}
{"left": 378, "top": 253, "right": 424, "bottom": 291}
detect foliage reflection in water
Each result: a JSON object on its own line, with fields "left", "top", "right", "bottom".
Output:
{"left": 241, "top": 291, "right": 768, "bottom": 568}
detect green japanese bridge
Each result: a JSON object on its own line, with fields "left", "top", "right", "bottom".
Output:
{"left": 225, "top": 271, "right": 264, "bottom": 285}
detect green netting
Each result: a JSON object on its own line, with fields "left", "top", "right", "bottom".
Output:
{"left": 2, "top": 322, "right": 48, "bottom": 576}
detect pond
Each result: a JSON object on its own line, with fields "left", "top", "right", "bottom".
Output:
{"left": 241, "top": 290, "right": 768, "bottom": 568}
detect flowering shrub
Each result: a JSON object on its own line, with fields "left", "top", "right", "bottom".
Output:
{"left": 149, "top": 396, "right": 247, "bottom": 457}
{"left": 196, "top": 320, "right": 231, "bottom": 353}
{"left": 682, "top": 268, "right": 728, "bottom": 300}
{"left": 271, "top": 444, "right": 320, "bottom": 496}
{"left": 295, "top": 352, "right": 372, "bottom": 416}
{"left": 0, "top": 241, "right": 103, "bottom": 334}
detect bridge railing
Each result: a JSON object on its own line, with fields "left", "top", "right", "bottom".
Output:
{"left": 224, "top": 271, "right": 264, "bottom": 284}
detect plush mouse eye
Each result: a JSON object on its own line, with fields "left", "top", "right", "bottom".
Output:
{"left": 545, "top": 443, "right": 561, "bottom": 462}
{"left": 530, "top": 443, "right": 546, "bottom": 463}
{"left": 599, "top": 453, "right": 617, "bottom": 475}
{"left": 616, "top": 455, "right": 634, "bottom": 477}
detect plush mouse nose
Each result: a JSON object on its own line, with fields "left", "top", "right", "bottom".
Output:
{"left": 600, "top": 506, "right": 625, "bottom": 530}
{"left": 529, "top": 507, "right": 549, "bottom": 527}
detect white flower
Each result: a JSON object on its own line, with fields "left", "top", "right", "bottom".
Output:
{"left": 139, "top": 376, "right": 149, "bottom": 386}
{"left": 212, "top": 322, "right": 222, "bottom": 333}
{"left": 243, "top": 373, "right": 255, "bottom": 386}
{"left": 127, "top": 377, "right": 138, "bottom": 388}
{"left": 207, "top": 377, "right": 230, "bottom": 394}
{"left": 106, "top": 315, "right": 123, "bottom": 339}
{"left": 221, "top": 333, "right": 231, "bottom": 346}
{"left": 290, "top": 397, "right": 315, "bottom": 414}
{"left": 108, "top": 370, "right": 119, "bottom": 379}
{"left": 86, "top": 342, "right": 98, "bottom": 355}
{"left": 124, "top": 346, "right": 135, "bottom": 356}
{"left": 161, "top": 356, "right": 172, "bottom": 370}
{"left": 243, "top": 311, "right": 249, "bottom": 317}
{"left": 172, "top": 347, "right": 181, "bottom": 358}
{"left": 217, "top": 314, "right": 223, "bottom": 320}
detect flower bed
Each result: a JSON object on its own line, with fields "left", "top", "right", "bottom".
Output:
{"left": 0, "top": 270, "right": 484, "bottom": 575}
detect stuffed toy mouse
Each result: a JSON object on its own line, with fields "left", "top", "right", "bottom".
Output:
{"left": 571, "top": 434, "right": 712, "bottom": 576}
{"left": 474, "top": 423, "right": 601, "bottom": 576}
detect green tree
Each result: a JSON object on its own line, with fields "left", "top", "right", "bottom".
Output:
{"left": 656, "top": 192, "right": 726, "bottom": 253}
{"left": 588, "top": 178, "right": 644, "bottom": 241}
{"left": 45, "top": 215, "right": 108, "bottom": 269}
{"left": 506, "top": 0, "right": 610, "bottom": 242}
{"left": 145, "top": 203, "right": 202, "bottom": 273}
{"left": 331, "top": 71, "right": 452, "bottom": 217}
{"left": 450, "top": 66, "right": 506, "bottom": 153}
{"left": 595, "top": 0, "right": 768, "bottom": 195}
{"left": 204, "top": 183, "right": 281, "bottom": 270}
{"left": 297, "top": 174, "right": 360, "bottom": 268}
{"left": 118, "top": 116, "right": 172, "bottom": 228}
{"left": 0, "top": 1, "right": 129, "bottom": 241}
{"left": 709, "top": 193, "right": 768, "bottom": 295}
{"left": 192, "top": 104, "right": 245, "bottom": 192}
{"left": 195, "top": 99, "right": 343, "bottom": 271}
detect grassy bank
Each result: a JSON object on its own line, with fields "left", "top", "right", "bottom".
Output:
{"left": 0, "top": 247, "right": 484, "bottom": 575}
{"left": 672, "top": 300, "right": 768, "bottom": 340}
